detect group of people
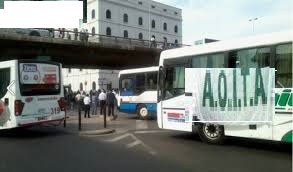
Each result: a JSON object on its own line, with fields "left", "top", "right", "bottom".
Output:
{"left": 74, "top": 89, "right": 118, "bottom": 120}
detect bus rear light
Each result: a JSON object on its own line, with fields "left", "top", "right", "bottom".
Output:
{"left": 0, "top": 101, "right": 5, "bottom": 115}
{"left": 58, "top": 97, "right": 65, "bottom": 111}
{"left": 15, "top": 100, "right": 24, "bottom": 116}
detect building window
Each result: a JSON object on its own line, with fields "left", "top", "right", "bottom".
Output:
{"left": 175, "top": 39, "right": 178, "bottom": 44}
{"left": 163, "top": 9, "right": 167, "bottom": 12}
{"left": 138, "top": 17, "right": 143, "bottom": 26}
{"left": 79, "top": 82, "right": 83, "bottom": 91}
{"left": 138, "top": 1, "right": 143, "bottom": 5}
{"left": 106, "top": 27, "right": 111, "bottom": 36}
{"left": 123, "top": 13, "right": 128, "bottom": 23}
{"left": 91, "top": 9, "right": 95, "bottom": 19}
{"left": 174, "top": 12, "right": 178, "bottom": 15}
{"left": 124, "top": 30, "right": 128, "bottom": 38}
{"left": 92, "top": 27, "right": 95, "bottom": 35}
{"left": 151, "top": 5, "right": 155, "bottom": 8}
{"left": 106, "top": 9, "right": 111, "bottom": 19}
{"left": 163, "top": 23, "right": 167, "bottom": 31}
{"left": 138, "top": 33, "right": 143, "bottom": 40}
{"left": 92, "top": 81, "right": 96, "bottom": 90}
{"left": 174, "top": 25, "right": 178, "bottom": 33}
{"left": 151, "top": 20, "right": 155, "bottom": 28}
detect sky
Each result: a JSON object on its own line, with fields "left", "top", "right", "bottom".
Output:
{"left": 155, "top": 0, "right": 292, "bottom": 44}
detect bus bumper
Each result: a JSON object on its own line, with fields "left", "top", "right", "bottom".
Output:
{"left": 17, "top": 114, "right": 65, "bottom": 127}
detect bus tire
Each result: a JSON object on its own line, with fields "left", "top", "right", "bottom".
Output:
{"left": 197, "top": 123, "right": 225, "bottom": 144}
{"left": 137, "top": 104, "right": 149, "bottom": 120}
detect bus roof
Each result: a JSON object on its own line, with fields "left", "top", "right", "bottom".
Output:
{"left": 119, "top": 66, "right": 159, "bottom": 77}
{"left": 159, "top": 31, "right": 293, "bottom": 64}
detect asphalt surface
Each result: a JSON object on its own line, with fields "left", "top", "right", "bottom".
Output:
{"left": 0, "top": 112, "right": 291, "bottom": 172}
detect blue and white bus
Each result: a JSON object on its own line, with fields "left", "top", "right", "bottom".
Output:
{"left": 118, "top": 67, "right": 158, "bottom": 119}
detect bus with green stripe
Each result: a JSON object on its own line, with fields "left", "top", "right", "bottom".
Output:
{"left": 157, "top": 31, "right": 292, "bottom": 144}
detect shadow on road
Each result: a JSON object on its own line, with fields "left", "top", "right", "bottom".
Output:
{"left": 0, "top": 125, "right": 67, "bottom": 139}
{"left": 171, "top": 132, "right": 292, "bottom": 153}
{"left": 171, "top": 132, "right": 202, "bottom": 142}
{"left": 225, "top": 137, "right": 292, "bottom": 153}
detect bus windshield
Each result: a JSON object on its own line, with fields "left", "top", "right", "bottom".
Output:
{"left": 19, "top": 62, "right": 61, "bottom": 96}
{"left": 120, "top": 76, "right": 134, "bottom": 96}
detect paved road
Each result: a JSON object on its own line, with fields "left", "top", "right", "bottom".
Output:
{"left": 0, "top": 113, "right": 291, "bottom": 172}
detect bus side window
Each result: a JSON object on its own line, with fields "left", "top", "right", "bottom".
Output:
{"left": 231, "top": 47, "right": 271, "bottom": 68}
{"left": 0, "top": 68, "right": 10, "bottom": 99}
{"left": 146, "top": 72, "right": 157, "bottom": 90}
{"left": 135, "top": 73, "right": 145, "bottom": 95}
{"left": 275, "top": 43, "right": 292, "bottom": 88}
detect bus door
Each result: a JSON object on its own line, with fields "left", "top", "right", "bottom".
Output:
{"left": 119, "top": 75, "right": 135, "bottom": 111}
{"left": 160, "top": 62, "right": 192, "bottom": 132}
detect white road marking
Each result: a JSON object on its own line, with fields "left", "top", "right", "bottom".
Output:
{"left": 135, "top": 120, "right": 148, "bottom": 130}
{"left": 104, "top": 132, "right": 157, "bottom": 156}
{"left": 105, "top": 133, "right": 131, "bottom": 142}
{"left": 126, "top": 140, "right": 141, "bottom": 148}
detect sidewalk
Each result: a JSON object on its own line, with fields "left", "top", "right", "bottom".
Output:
{"left": 62, "top": 108, "right": 133, "bottom": 135}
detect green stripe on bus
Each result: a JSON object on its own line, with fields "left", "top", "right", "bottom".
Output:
{"left": 281, "top": 131, "right": 293, "bottom": 143}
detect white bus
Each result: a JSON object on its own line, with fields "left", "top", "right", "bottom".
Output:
{"left": 157, "top": 31, "right": 292, "bottom": 144}
{"left": 0, "top": 60, "right": 65, "bottom": 129}
{"left": 118, "top": 67, "right": 158, "bottom": 119}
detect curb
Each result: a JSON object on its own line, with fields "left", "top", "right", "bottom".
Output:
{"left": 79, "top": 128, "right": 116, "bottom": 136}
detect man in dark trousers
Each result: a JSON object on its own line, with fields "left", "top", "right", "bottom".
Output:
{"left": 106, "top": 89, "right": 117, "bottom": 120}
{"left": 83, "top": 94, "right": 91, "bottom": 118}
{"left": 99, "top": 89, "right": 107, "bottom": 117}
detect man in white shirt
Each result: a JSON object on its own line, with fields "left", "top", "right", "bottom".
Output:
{"left": 83, "top": 94, "right": 91, "bottom": 118}
{"left": 99, "top": 90, "right": 107, "bottom": 116}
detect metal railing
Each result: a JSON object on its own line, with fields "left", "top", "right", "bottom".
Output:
{"left": 0, "top": 28, "right": 189, "bottom": 50}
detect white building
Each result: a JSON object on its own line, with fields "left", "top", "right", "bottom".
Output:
{"left": 62, "top": 68, "right": 120, "bottom": 92}
{"left": 85, "top": 0, "right": 182, "bottom": 44}
{"left": 63, "top": 0, "right": 182, "bottom": 93}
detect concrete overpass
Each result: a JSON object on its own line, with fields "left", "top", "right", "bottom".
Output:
{"left": 0, "top": 29, "right": 185, "bottom": 69}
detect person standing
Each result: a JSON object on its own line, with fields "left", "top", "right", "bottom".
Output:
{"left": 61, "top": 28, "right": 65, "bottom": 38}
{"left": 85, "top": 29, "right": 89, "bottom": 42}
{"left": 74, "top": 28, "right": 78, "bottom": 40}
{"left": 150, "top": 35, "right": 156, "bottom": 48}
{"left": 83, "top": 94, "right": 91, "bottom": 118}
{"left": 106, "top": 89, "right": 116, "bottom": 120}
{"left": 91, "top": 92, "right": 98, "bottom": 115}
{"left": 99, "top": 90, "right": 107, "bottom": 117}
{"left": 48, "top": 28, "right": 54, "bottom": 38}
{"left": 75, "top": 91, "right": 82, "bottom": 115}
{"left": 80, "top": 28, "right": 84, "bottom": 42}
{"left": 163, "top": 37, "right": 168, "bottom": 50}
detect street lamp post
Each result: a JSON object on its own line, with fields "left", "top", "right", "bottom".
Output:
{"left": 249, "top": 18, "right": 258, "bottom": 33}
{"left": 148, "top": 0, "right": 151, "bottom": 41}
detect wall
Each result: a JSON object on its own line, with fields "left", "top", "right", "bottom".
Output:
{"left": 62, "top": 68, "right": 119, "bottom": 92}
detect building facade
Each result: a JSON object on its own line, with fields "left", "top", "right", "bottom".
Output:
{"left": 62, "top": 68, "right": 119, "bottom": 93}
{"left": 85, "top": 0, "right": 182, "bottom": 44}
{"left": 62, "top": 0, "right": 182, "bottom": 93}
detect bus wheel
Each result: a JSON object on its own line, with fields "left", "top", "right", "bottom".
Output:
{"left": 137, "top": 104, "right": 149, "bottom": 120}
{"left": 197, "top": 123, "right": 225, "bottom": 144}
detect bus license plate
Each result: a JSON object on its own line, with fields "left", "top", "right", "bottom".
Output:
{"left": 37, "top": 116, "right": 47, "bottom": 121}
